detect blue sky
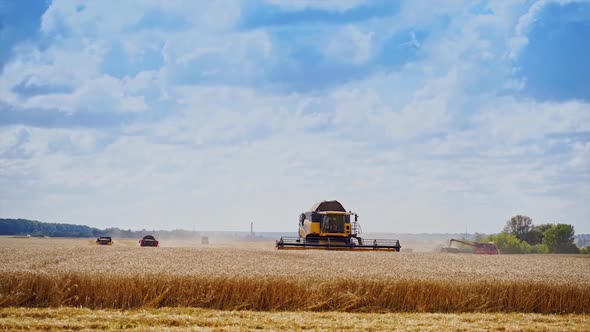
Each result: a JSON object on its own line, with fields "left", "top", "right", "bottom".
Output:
{"left": 0, "top": 0, "right": 589, "bottom": 233}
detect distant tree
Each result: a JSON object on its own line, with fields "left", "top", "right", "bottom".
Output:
{"left": 527, "top": 223, "right": 554, "bottom": 245}
{"left": 0, "top": 219, "right": 38, "bottom": 235}
{"left": 503, "top": 215, "right": 535, "bottom": 243}
{"left": 543, "top": 224, "right": 579, "bottom": 254}
{"left": 485, "top": 233, "right": 529, "bottom": 254}
{"left": 535, "top": 223, "right": 555, "bottom": 233}
{"left": 526, "top": 243, "right": 549, "bottom": 254}
{"left": 1, "top": 218, "right": 106, "bottom": 238}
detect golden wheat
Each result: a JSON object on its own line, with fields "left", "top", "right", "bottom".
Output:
{"left": 0, "top": 237, "right": 588, "bottom": 313}
{"left": 1, "top": 239, "right": 588, "bottom": 283}
{"left": 1, "top": 272, "right": 588, "bottom": 313}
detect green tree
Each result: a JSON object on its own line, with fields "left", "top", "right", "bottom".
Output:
{"left": 542, "top": 224, "right": 579, "bottom": 254}
{"left": 527, "top": 223, "right": 554, "bottom": 245}
{"left": 503, "top": 215, "right": 535, "bottom": 243}
{"left": 535, "top": 223, "right": 555, "bottom": 233}
{"left": 526, "top": 243, "right": 549, "bottom": 254}
{"left": 485, "top": 233, "right": 528, "bottom": 254}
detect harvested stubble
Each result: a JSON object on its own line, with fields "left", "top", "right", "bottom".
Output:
{"left": 2, "top": 307, "right": 589, "bottom": 332}
{"left": 0, "top": 238, "right": 589, "bottom": 313}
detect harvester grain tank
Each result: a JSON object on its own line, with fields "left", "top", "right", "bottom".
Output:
{"left": 276, "top": 200, "right": 401, "bottom": 251}
{"left": 440, "top": 238, "right": 499, "bottom": 255}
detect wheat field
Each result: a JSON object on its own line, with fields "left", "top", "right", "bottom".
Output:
{"left": 0, "top": 237, "right": 589, "bottom": 315}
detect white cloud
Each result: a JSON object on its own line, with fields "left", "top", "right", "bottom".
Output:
{"left": 507, "top": 0, "right": 550, "bottom": 60}
{"left": 41, "top": 0, "right": 240, "bottom": 37}
{"left": 2, "top": 0, "right": 279, "bottom": 112}
{"left": 263, "top": 0, "right": 368, "bottom": 11}
{"left": 1, "top": 0, "right": 589, "bottom": 234}
{"left": 473, "top": 100, "right": 590, "bottom": 145}
{"left": 0, "top": 42, "right": 103, "bottom": 103}
{"left": 568, "top": 142, "right": 590, "bottom": 171}
{"left": 5, "top": 75, "right": 589, "bottom": 232}
{"left": 324, "top": 25, "right": 373, "bottom": 64}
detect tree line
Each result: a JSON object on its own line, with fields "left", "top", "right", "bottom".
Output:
{"left": 0, "top": 218, "right": 107, "bottom": 238}
{"left": 0, "top": 218, "right": 200, "bottom": 239}
{"left": 478, "top": 215, "right": 586, "bottom": 254}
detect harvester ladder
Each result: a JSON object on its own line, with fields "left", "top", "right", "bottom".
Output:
{"left": 352, "top": 220, "right": 362, "bottom": 236}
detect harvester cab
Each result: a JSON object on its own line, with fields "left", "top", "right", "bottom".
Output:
{"left": 276, "top": 200, "right": 401, "bottom": 251}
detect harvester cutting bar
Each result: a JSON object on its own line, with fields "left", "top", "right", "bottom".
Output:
{"left": 275, "top": 237, "right": 401, "bottom": 252}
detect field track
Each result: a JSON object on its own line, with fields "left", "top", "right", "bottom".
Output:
{"left": 1, "top": 307, "right": 589, "bottom": 331}
{"left": 0, "top": 237, "right": 589, "bottom": 313}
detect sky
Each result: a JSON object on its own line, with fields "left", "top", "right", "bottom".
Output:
{"left": 0, "top": 0, "right": 589, "bottom": 234}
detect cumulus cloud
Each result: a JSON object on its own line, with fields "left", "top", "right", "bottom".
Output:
{"left": 0, "top": 0, "right": 588, "bottom": 233}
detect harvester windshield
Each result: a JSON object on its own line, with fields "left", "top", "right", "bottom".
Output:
{"left": 321, "top": 214, "right": 345, "bottom": 233}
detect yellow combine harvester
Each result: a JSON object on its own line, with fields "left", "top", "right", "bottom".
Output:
{"left": 276, "top": 200, "right": 401, "bottom": 251}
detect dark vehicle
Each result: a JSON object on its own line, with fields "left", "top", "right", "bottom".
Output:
{"left": 139, "top": 235, "right": 159, "bottom": 247}
{"left": 96, "top": 236, "right": 113, "bottom": 245}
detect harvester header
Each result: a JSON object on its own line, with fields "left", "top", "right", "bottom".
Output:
{"left": 276, "top": 200, "right": 401, "bottom": 252}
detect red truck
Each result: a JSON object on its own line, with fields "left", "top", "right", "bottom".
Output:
{"left": 139, "top": 235, "right": 159, "bottom": 247}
